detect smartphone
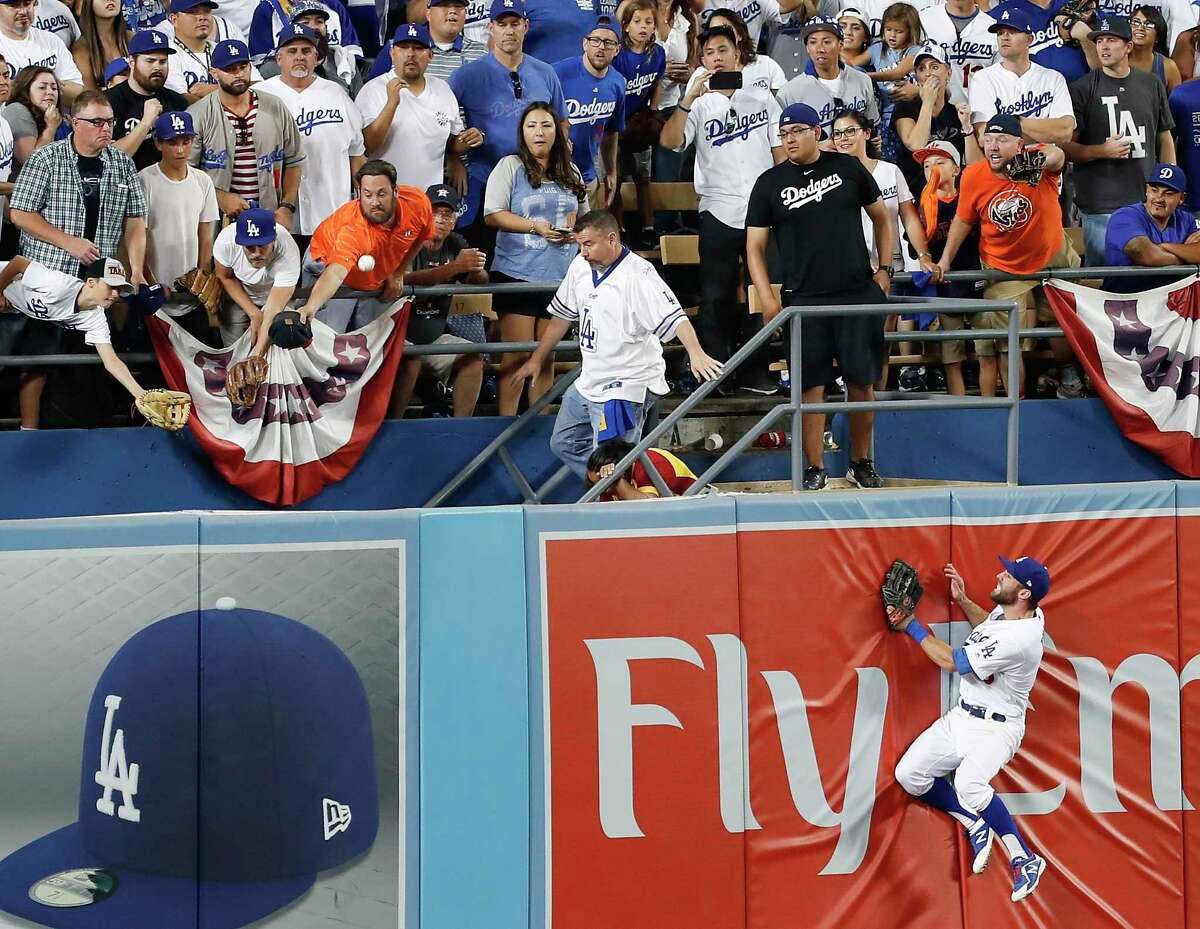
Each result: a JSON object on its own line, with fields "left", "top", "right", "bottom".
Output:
{"left": 709, "top": 71, "right": 743, "bottom": 91}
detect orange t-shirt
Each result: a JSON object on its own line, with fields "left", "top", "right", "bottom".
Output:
{"left": 955, "top": 160, "right": 1063, "bottom": 275}
{"left": 310, "top": 185, "right": 437, "bottom": 291}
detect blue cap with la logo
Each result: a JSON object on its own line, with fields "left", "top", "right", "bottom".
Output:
{"left": 393, "top": 21, "right": 433, "bottom": 47}
{"left": 127, "top": 29, "right": 175, "bottom": 56}
{"left": 235, "top": 208, "right": 277, "bottom": 246}
{"left": 276, "top": 22, "right": 319, "bottom": 51}
{"left": 0, "top": 607, "right": 379, "bottom": 929}
{"left": 154, "top": 110, "right": 194, "bottom": 140}
{"left": 490, "top": 0, "right": 526, "bottom": 20}
{"left": 211, "top": 39, "right": 250, "bottom": 70}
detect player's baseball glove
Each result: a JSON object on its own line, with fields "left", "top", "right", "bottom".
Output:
{"left": 1006, "top": 148, "right": 1046, "bottom": 187}
{"left": 225, "top": 355, "right": 269, "bottom": 408}
{"left": 174, "top": 267, "right": 223, "bottom": 321}
{"left": 882, "top": 559, "right": 924, "bottom": 627}
{"left": 134, "top": 389, "right": 192, "bottom": 431}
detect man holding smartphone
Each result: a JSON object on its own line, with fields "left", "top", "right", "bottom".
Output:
{"left": 659, "top": 24, "right": 784, "bottom": 393}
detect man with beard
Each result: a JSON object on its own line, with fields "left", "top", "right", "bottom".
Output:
{"left": 297, "top": 158, "right": 436, "bottom": 332}
{"left": 257, "top": 0, "right": 359, "bottom": 94}
{"left": 357, "top": 23, "right": 471, "bottom": 192}
{"left": 107, "top": 29, "right": 190, "bottom": 170}
{"left": 187, "top": 38, "right": 304, "bottom": 226}
{"left": 0, "top": 0, "right": 82, "bottom": 100}
{"left": 937, "top": 112, "right": 1078, "bottom": 398}
{"left": 892, "top": 557, "right": 1053, "bottom": 906}
{"left": 258, "top": 23, "right": 364, "bottom": 256}
{"left": 165, "top": 0, "right": 264, "bottom": 103}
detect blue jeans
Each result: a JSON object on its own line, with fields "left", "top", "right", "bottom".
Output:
{"left": 550, "top": 383, "right": 656, "bottom": 478}
{"left": 1080, "top": 212, "right": 1113, "bottom": 267}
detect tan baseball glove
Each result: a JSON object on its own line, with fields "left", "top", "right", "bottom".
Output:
{"left": 134, "top": 389, "right": 192, "bottom": 431}
{"left": 174, "top": 267, "right": 223, "bottom": 323}
{"left": 225, "top": 355, "right": 269, "bottom": 408}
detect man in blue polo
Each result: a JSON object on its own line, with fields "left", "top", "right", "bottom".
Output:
{"left": 554, "top": 14, "right": 626, "bottom": 210}
{"left": 447, "top": 0, "right": 566, "bottom": 239}
{"left": 1103, "top": 163, "right": 1200, "bottom": 291}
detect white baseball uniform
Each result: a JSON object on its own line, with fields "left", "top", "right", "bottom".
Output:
{"left": 549, "top": 249, "right": 685, "bottom": 404}
{"left": 895, "top": 606, "right": 1046, "bottom": 812}
{"left": 256, "top": 75, "right": 365, "bottom": 235}
{"left": 701, "top": 0, "right": 783, "bottom": 46}
{"left": 0, "top": 26, "right": 82, "bottom": 83}
{"left": 34, "top": 0, "right": 79, "bottom": 49}
{"left": 461, "top": 0, "right": 490, "bottom": 43}
{"left": 3, "top": 260, "right": 111, "bottom": 344}
{"left": 674, "top": 85, "right": 782, "bottom": 229}
{"left": 919, "top": 5, "right": 997, "bottom": 92}
{"left": 355, "top": 71, "right": 463, "bottom": 192}
{"left": 967, "top": 59, "right": 1073, "bottom": 125}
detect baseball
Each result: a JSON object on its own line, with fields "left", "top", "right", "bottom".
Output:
{"left": 215, "top": 596, "right": 237, "bottom": 611}
{"left": 358, "top": 255, "right": 376, "bottom": 272}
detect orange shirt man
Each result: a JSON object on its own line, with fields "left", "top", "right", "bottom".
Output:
{"left": 299, "top": 159, "right": 437, "bottom": 325}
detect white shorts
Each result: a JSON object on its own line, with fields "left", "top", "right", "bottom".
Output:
{"left": 407, "top": 333, "right": 473, "bottom": 380}
{"left": 895, "top": 705, "right": 1024, "bottom": 812}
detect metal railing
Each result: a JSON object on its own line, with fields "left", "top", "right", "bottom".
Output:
{"left": 579, "top": 296, "right": 1020, "bottom": 502}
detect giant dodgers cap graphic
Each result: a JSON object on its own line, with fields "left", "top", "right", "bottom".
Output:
{"left": 0, "top": 607, "right": 379, "bottom": 929}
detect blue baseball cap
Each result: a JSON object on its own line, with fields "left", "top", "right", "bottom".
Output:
{"left": 393, "top": 21, "right": 433, "bottom": 47}
{"left": 591, "top": 14, "right": 621, "bottom": 40}
{"left": 1148, "top": 162, "right": 1186, "bottom": 192}
{"left": 102, "top": 57, "right": 129, "bottom": 82}
{"left": 154, "top": 110, "right": 194, "bottom": 139}
{"left": 490, "top": 0, "right": 526, "bottom": 20}
{"left": 989, "top": 7, "right": 1035, "bottom": 33}
{"left": 236, "top": 208, "right": 277, "bottom": 246}
{"left": 426, "top": 183, "right": 461, "bottom": 210}
{"left": 276, "top": 22, "right": 319, "bottom": 50}
{"left": 169, "top": 0, "right": 219, "bottom": 11}
{"left": 211, "top": 38, "right": 250, "bottom": 69}
{"left": 127, "top": 29, "right": 175, "bottom": 55}
{"left": 779, "top": 102, "right": 825, "bottom": 138}
{"left": 0, "top": 607, "right": 379, "bottom": 929}
{"left": 998, "top": 555, "right": 1051, "bottom": 602}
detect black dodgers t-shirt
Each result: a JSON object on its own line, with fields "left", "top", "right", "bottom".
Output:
{"left": 746, "top": 151, "right": 882, "bottom": 297}
{"left": 105, "top": 81, "right": 191, "bottom": 171}
{"left": 406, "top": 232, "right": 468, "bottom": 345}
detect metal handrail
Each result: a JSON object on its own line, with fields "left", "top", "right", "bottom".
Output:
{"left": 579, "top": 297, "right": 1020, "bottom": 503}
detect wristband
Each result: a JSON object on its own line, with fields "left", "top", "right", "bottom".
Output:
{"left": 904, "top": 620, "right": 930, "bottom": 644}
{"left": 677, "top": 104, "right": 691, "bottom": 112}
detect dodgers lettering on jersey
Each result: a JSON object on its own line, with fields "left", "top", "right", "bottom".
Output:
{"left": 4, "top": 51, "right": 58, "bottom": 79}
{"left": 566, "top": 97, "right": 618, "bottom": 125}
{"left": 295, "top": 105, "right": 347, "bottom": 135}
{"left": 919, "top": 6, "right": 996, "bottom": 89}
{"left": 994, "top": 87, "right": 1056, "bottom": 118}
{"left": 705, "top": 107, "right": 773, "bottom": 146}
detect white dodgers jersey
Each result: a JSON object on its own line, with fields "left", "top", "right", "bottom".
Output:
{"left": 957, "top": 606, "right": 1046, "bottom": 719}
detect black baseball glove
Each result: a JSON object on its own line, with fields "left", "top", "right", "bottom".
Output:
{"left": 882, "top": 559, "right": 924, "bottom": 628}
{"left": 1006, "top": 148, "right": 1046, "bottom": 187}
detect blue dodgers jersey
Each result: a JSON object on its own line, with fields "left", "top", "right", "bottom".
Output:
{"left": 449, "top": 53, "right": 567, "bottom": 183}
{"left": 554, "top": 57, "right": 627, "bottom": 182}
{"left": 989, "top": 0, "right": 1089, "bottom": 83}
{"left": 524, "top": 0, "right": 598, "bottom": 65}
{"left": 1104, "top": 202, "right": 1200, "bottom": 265}
{"left": 1170, "top": 81, "right": 1200, "bottom": 212}
{"left": 612, "top": 44, "right": 666, "bottom": 116}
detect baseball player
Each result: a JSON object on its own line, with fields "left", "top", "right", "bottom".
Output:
{"left": 891, "top": 556, "right": 1052, "bottom": 904}
{"left": 213, "top": 206, "right": 301, "bottom": 353}
{"left": 0, "top": 255, "right": 150, "bottom": 400}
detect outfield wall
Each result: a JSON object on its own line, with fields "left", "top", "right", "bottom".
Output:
{"left": 2, "top": 483, "right": 1199, "bottom": 929}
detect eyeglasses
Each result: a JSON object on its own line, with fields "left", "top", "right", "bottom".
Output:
{"left": 585, "top": 36, "right": 620, "bottom": 48}
{"left": 1130, "top": 17, "right": 1155, "bottom": 27}
{"left": 509, "top": 70, "right": 522, "bottom": 99}
{"left": 831, "top": 126, "right": 862, "bottom": 139}
{"left": 74, "top": 116, "right": 115, "bottom": 128}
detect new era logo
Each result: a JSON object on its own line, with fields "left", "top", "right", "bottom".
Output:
{"left": 322, "top": 798, "right": 351, "bottom": 840}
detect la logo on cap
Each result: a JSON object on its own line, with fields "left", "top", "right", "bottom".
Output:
{"left": 153, "top": 32, "right": 162, "bottom": 43}
{"left": 1001, "top": 10, "right": 1010, "bottom": 18}
{"left": 171, "top": 114, "right": 184, "bottom": 129}
{"left": 408, "top": 25, "right": 417, "bottom": 35}
{"left": 95, "top": 695, "right": 141, "bottom": 824}
{"left": 247, "top": 220, "right": 261, "bottom": 237}
{"left": 504, "top": 0, "right": 513, "bottom": 6}
{"left": 1100, "top": 18, "right": 1109, "bottom": 28}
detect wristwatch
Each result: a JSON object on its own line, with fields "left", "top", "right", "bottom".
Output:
{"left": 279, "top": 201, "right": 297, "bottom": 212}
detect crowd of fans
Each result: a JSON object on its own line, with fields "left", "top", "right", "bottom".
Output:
{"left": 2, "top": 0, "right": 1200, "bottom": 437}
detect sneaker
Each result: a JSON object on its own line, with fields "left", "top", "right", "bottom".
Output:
{"left": 1010, "top": 854, "right": 1047, "bottom": 903}
{"left": 739, "top": 369, "right": 780, "bottom": 396}
{"left": 965, "top": 819, "right": 994, "bottom": 874}
{"left": 898, "top": 365, "right": 925, "bottom": 392}
{"left": 1056, "top": 365, "right": 1084, "bottom": 399}
{"left": 846, "top": 458, "right": 884, "bottom": 488}
{"left": 802, "top": 466, "right": 828, "bottom": 490}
